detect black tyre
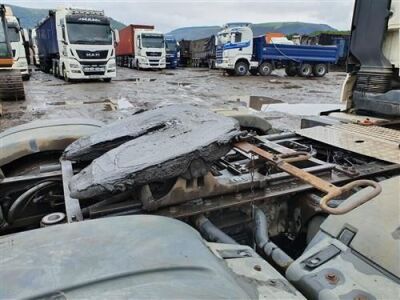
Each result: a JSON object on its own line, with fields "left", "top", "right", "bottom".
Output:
{"left": 63, "top": 67, "right": 70, "bottom": 82}
{"left": 312, "top": 63, "right": 328, "bottom": 77}
{"left": 234, "top": 61, "right": 249, "bottom": 76}
{"left": 285, "top": 65, "right": 297, "bottom": 77}
{"left": 297, "top": 63, "right": 313, "bottom": 77}
{"left": 258, "top": 62, "right": 273, "bottom": 76}
{"left": 249, "top": 69, "right": 259, "bottom": 76}
{"left": 22, "top": 74, "right": 30, "bottom": 81}
{"left": 104, "top": 78, "right": 112, "bottom": 83}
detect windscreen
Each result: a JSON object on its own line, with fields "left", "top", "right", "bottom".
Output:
{"left": 7, "top": 26, "right": 20, "bottom": 42}
{"left": 166, "top": 40, "right": 177, "bottom": 51}
{"left": 217, "top": 33, "right": 229, "bottom": 46}
{"left": 67, "top": 23, "right": 112, "bottom": 45}
{"left": 0, "top": 20, "right": 10, "bottom": 58}
{"left": 142, "top": 34, "right": 164, "bottom": 48}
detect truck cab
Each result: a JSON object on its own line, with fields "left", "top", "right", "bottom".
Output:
{"left": 5, "top": 8, "right": 30, "bottom": 81}
{"left": 38, "top": 8, "right": 118, "bottom": 82}
{"left": 165, "top": 35, "right": 179, "bottom": 69}
{"left": 215, "top": 23, "right": 256, "bottom": 76}
{"left": 134, "top": 30, "right": 166, "bottom": 69}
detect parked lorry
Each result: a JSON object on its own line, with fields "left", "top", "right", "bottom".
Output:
{"left": 5, "top": 6, "right": 30, "bottom": 80}
{"left": 116, "top": 24, "right": 166, "bottom": 70}
{"left": 190, "top": 35, "right": 216, "bottom": 68}
{"left": 178, "top": 39, "right": 191, "bottom": 67}
{"left": 30, "top": 28, "right": 39, "bottom": 66}
{"left": 165, "top": 35, "right": 179, "bottom": 69}
{"left": 36, "top": 7, "right": 118, "bottom": 82}
{"left": 216, "top": 23, "right": 339, "bottom": 77}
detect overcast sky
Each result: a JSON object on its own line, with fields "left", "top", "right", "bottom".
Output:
{"left": 5, "top": 0, "right": 355, "bottom": 32}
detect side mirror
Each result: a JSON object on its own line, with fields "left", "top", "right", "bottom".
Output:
{"left": 113, "top": 29, "right": 120, "bottom": 45}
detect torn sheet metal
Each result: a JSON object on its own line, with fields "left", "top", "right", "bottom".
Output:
{"left": 297, "top": 125, "right": 400, "bottom": 164}
{"left": 68, "top": 105, "right": 240, "bottom": 199}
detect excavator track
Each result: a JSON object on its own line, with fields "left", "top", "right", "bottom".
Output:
{"left": 0, "top": 69, "right": 25, "bottom": 101}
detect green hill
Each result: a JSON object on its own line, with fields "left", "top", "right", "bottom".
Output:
{"left": 168, "top": 22, "right": 337, "bottom": 41}
{"left": 7, "top": 4, "right": 125, "bottom": 29}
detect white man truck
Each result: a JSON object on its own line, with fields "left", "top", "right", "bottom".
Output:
{"left": 36, "top": 8, "right": 118, "bottom": 82}
{"left": 5, "top": 6, "right": 30, "bottom": 81}
{"left": 116, "top": 25, "right": 166, "bottom": 70}
{"left": 216, "top": 23, "right": 338, "bottom": 77}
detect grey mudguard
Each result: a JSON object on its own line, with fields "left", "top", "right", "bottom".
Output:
{"left": 0, "top": 215, "right": 298, "bottom": 299}
{"left": 68, "top": 104, "right": 240, "bottom": 199}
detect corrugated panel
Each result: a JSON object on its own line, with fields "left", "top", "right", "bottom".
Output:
{"left": 296, "top": 125, "right": 400, "bottom": 164}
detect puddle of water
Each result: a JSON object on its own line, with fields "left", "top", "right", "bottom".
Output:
{"left": 229, "top": 96, "right": 284, "bottom": 111}
{"left": 283, "top": 84, "right": 302, "bottom": 89}
{"left": 47, "top": 101, "right": 66, "bottom": 106}
{"left": 167, "top": 82, "right": 192, "bottom": 87}
{"left": 113, "top": 78, "right": 156, "bottom": 82}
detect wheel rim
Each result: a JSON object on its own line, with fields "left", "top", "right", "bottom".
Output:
{"left": 316, "top": 66, "right": 326, "bottom": 76}
{"left": 262, "top": 65, "right": 270, "bottom": 75}
{"left": 302, "top": 66, "right": 311, "bottom": 76}
{"left": 238, "top": 65, "right": 246, "bottom": 74}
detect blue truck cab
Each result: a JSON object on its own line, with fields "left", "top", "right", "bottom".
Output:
{"left": 165, "top": 36, "right": 179, "bottom": 69}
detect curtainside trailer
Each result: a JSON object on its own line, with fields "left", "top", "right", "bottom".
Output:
{"left": 190, "top": 35, "right": 216, "bottom": 68}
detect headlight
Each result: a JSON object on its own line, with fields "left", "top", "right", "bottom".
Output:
{"left": 70, "top": 63, "right": 80, "bottom": 69}
{"left": 108, "top": 63, "right": 116, "bottom": 69}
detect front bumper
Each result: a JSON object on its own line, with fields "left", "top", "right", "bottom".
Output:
{"left": 138, "top": 56, "right": 166, "bottom": 69}
{"left": 66, "top": 59, "right": 116, "bottom": 79}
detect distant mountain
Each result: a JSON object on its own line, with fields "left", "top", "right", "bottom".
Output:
{"left": 7, "top": 4, "right": 126, "bottom": 29}
{"left": 168, "top": 22, "right": 337, "bottom": 41}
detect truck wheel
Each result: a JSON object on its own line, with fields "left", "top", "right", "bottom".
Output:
{"left": 63, "top": 67, "right": 70, "bottom": 82}
{"left": 285, "top": 65, "right": 297, "bottom": 77}
{"left": 104, "top": 78, "right": 112, "bottom": 83}
{"left": 249, "top": 69, "right": 259, "bottom": 76}
{"left": 22, "top": 74, "right": 30, "bottom": 81}
{"left": 313, "top": 64, "right": 328, "bottom": 77}
{"left": 258, "top": 62, "right": 273, "bottom": 76}
{"left": 298, "top": 63, "right": 313, "bottom": 77}
{"left": 234, "top": 61, "right": 249, "bottom": 76}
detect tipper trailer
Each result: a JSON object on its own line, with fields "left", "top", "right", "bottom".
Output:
{"left": 116, "top": 24, "right": 166, "bottom": 70}
{"left": 216, "top": 23, "right": 339, "bottom": 76}
{"left": 36, "top": 7, "right": 118, "bottom": 82}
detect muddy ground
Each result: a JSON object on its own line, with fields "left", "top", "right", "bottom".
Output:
{"left": 0, "top": 67, "right": 346, "bottom": 131}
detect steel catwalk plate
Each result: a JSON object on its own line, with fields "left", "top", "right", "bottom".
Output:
{"left": 296, "top": 125, "right": 400, "bottom": 164}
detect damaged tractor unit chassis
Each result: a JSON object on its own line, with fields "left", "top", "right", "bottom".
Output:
{"left": 0, "top": 128, "right": 398, "bottom": 239}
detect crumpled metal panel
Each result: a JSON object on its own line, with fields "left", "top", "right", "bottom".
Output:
{"left": 296, "top": 125, "right": 400, "bottom": 164}
{"left": 67, "top": 105, "right": 241, "bottom": 199}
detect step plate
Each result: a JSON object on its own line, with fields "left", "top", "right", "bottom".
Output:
{"left": 297, "top": 125, "right": 400, "bottom": 164}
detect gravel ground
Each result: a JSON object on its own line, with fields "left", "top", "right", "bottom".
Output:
{"left": 0, "top": 67, "right": 346, "bottom": 131}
